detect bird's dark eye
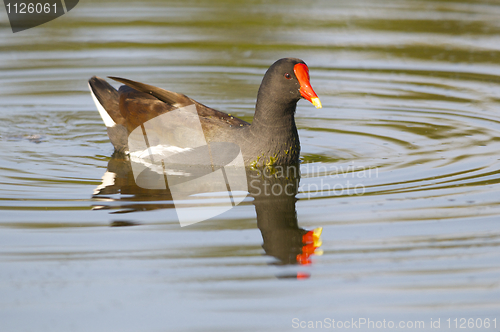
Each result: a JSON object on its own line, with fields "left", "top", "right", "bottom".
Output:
{"left": 284, "top": 73, "right": 292, "bottom": 80}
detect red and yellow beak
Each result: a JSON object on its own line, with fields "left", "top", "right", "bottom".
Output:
{"left": 294, "top": 63, "right": 322, "bottom": 109}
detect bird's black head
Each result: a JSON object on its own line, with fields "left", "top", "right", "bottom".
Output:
{"left": 257, "top": 58, "right": 322, "bottom": 111}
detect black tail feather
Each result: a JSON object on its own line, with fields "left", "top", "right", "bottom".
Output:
{"left": 88, "top": 76, "right": 122, "bottom": 124}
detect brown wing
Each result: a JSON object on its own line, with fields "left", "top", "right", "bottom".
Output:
{"left": 109, "top": 76, "right": 249, "bottom": 133}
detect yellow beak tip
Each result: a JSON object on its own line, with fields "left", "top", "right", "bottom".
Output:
{"left": 311, "top": 98, "right": 322, "bottom": 109}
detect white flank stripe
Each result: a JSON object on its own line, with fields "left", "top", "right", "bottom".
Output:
{"left": 129, "top": 145, "right": 192, "bottom": 159}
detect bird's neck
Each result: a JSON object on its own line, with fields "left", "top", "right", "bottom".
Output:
{"left": 251, "top": 98, "right": 298, "bottom": 138}
{"left": 247, "top": 97, "right": 300, "bottom": 165}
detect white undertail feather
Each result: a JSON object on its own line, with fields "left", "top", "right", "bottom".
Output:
{"left": 88, "top": 83, "right": 116, "bottom": 128}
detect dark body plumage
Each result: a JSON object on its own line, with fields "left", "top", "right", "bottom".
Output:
{"left": 89, "top": 58, "right": 320, "bottom": 166}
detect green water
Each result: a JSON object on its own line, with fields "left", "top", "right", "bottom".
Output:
{"left": 1, "top": 0, "right": 500, "bottom": 331}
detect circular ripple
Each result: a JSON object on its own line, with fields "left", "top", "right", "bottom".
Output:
{"left": 297, "top": 66, "right": 500, "bottom": 222}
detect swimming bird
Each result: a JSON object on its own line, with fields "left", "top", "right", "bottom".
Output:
{"left": 88, "top": 57, "right": 321, "bottom": 167}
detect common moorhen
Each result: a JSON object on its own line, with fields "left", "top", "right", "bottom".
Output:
{"left": 88, "top": 57, "right": 321, "bottom": 166}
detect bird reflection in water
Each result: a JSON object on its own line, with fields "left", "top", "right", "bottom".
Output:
{"left": 93, "top": 155, "right": 323, "bottom": 278}
{"left": 248, "top": 165, "right": 323, "bottom": 273}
